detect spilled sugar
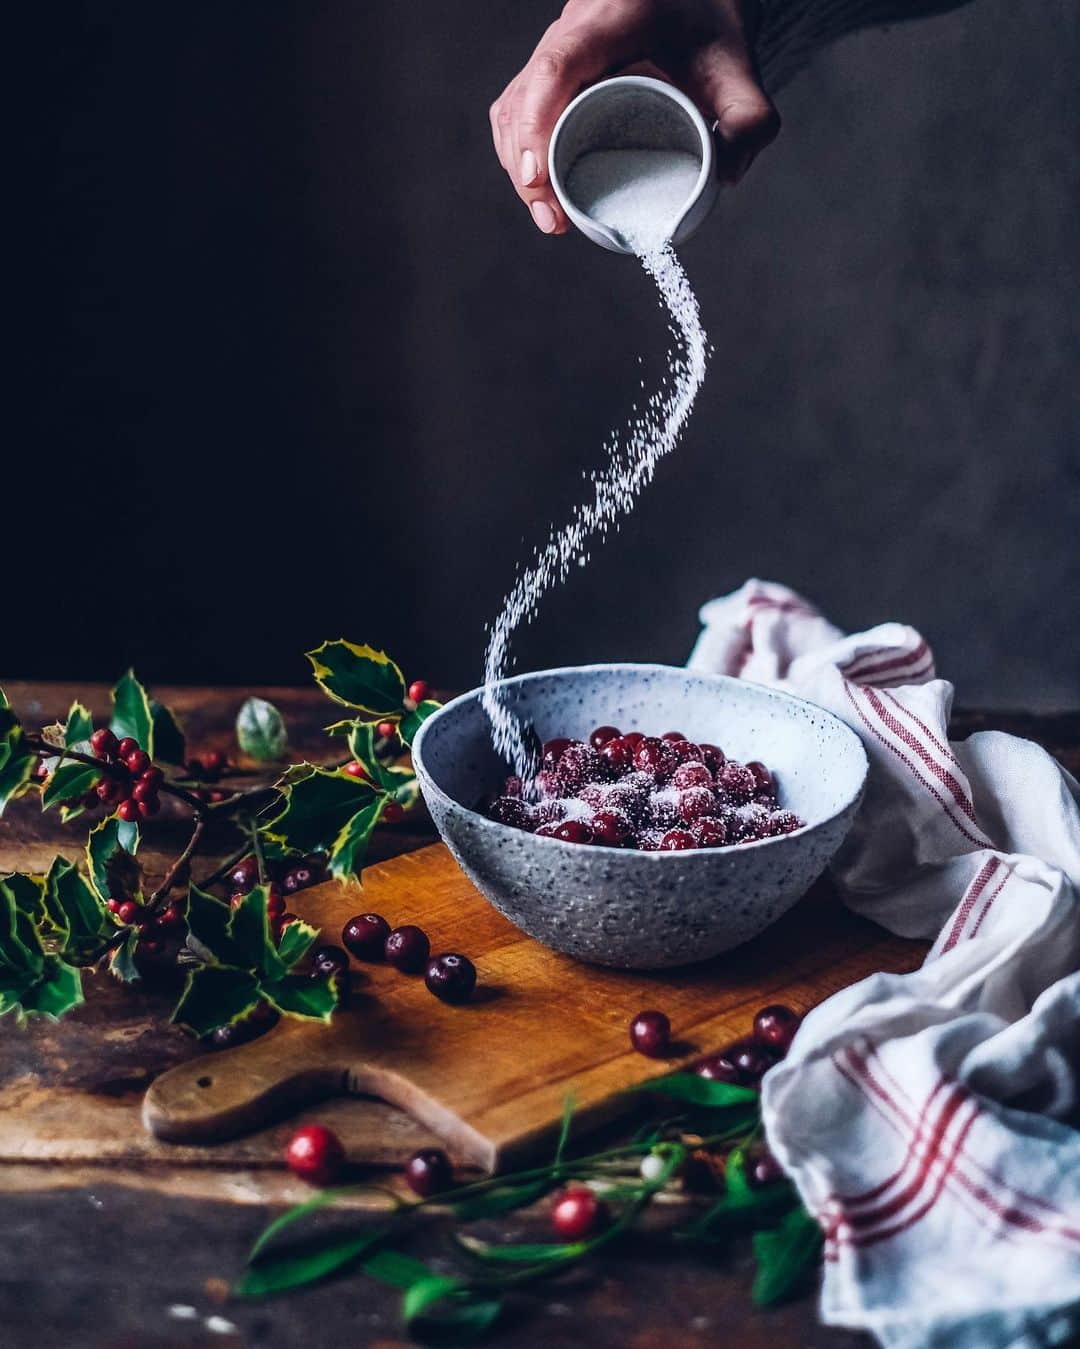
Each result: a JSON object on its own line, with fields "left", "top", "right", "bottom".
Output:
{"left": 482, "top": 148, "right": 708, "bottom": 782}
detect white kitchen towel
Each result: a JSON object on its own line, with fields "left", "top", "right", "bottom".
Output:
{"left": 688, "top": 579, "right": 1080, "bottom": 1349}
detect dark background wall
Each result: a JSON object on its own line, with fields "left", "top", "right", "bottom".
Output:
{"left": 15, "top": 2, "right": 1079, "bottom": 705}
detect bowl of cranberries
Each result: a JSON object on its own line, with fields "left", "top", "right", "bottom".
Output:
{"left": 412, "top": 664, "right": 867, "bottom": 968}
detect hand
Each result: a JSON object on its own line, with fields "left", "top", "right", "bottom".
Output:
{"left": 490, "top": 0, "right": 780, "bottom": 235}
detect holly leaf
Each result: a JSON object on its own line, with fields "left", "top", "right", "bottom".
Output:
{"left": 398, "top": 700, "right": 439, "bottom": 748}
{"left": 41, "top": 760, "right": 102, "bottom": 812}
{"left": 0, "top": 878, "right": 45, "bottom": 983}
{"left": 185, "top": 884, "right": 244, "bottom": 967}
{"left": 172, "top": 964, "right": 261, "bottom": 1036}
{"left": 0, "top": 872, "right": 47, "bottom": 929}
{"left": 64, "top": 701, "right": 94, "bottom": 748}
{"left": 328, "top": 795, "right": 387, "bottom": 880}
{"left": 0, "top": 696, "right": 37, "bottom": 816}
{"left": 15, "top": 957, "right": 83, "bottom": 1021}
{"left": 150, "top": 699, "right": 186, "bottom": 765}
{"left": 276, "top": 916, "right": 319, "bottom": 969}
{"left": 228, "top": 887, "right": 285, "bottom": 982}
{"left": 260, "top": 972, "right": 337, "bottom": 1021}
{"left": 305, "top": 641, "right": 405, "bottom": 716}
{"left": 264, "top": 769, "right": 377, "bottom": 857}
{"left": 110, "top": 669, "right": 153, "bottom": 753}
{"left": 751, "top": 1206, "right": 824, "bottom": 1307}
{"left": 109, "top": 928, "right": 142, "bottom": 983}
{"left": 44, "top": 857, "right": 110, "bottom": 961}
{"left": 346, "top": 722, "right": 412, "bottom": 792}
{"left": 86, "top": 817, "right": 142, "bottom": 903}
{"left": 236, "top": 697, "right": 288, "bottom": 762}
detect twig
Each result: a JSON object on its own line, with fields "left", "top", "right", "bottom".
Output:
{"left": 194, "top": 841, "right": 252, "bottom": 891}
{"left": 148, "top": 818, "right": 205, "bottom": 909}
{"left": 26, "top": 736, "right": 208, "bottom": 814}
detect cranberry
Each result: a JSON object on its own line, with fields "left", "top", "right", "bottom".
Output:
{"left": 659, "top": 828, "right": 696, "bottom": 851}
{"left": 716, "top": 760, "right": 755, "bottom": 803}
{"left": 91, "top": 727, "right": 118, "bottom": 758}
{"left": 644, "top": 794, "right": 679, "bottom": 830}
{"left": 343, "top": 760, "right": 369, "bottom": 779}
{"left": 385, "top": 925, "right": 430, "bottom": 973}
{"left": 117, "top": 737, "right": 139, "bottom": 759}
{"left": 136, "top": 795, "right": 160, "bottom": 819}
{"left": 552, "top": 820, "right": 593, "bottom": 844}
{"left": 541, "top": 737, "right": 574, "bottom": 769}
{"left": 598, "top": 736, "right": 634, "bottom": 775}
{"left": 668, "top": 739, "right": 703, "bottom": 765}
{"left": 556, "top": 743, "right": 604, "bottom": 794}
{"left": 425, "top": 953, "right": 476, "bottom": 1004}
{"left": 343, "top": 913, "right": 391, "bottom": 960}
{"left": 407, "top": 680, "right": 430, "bottom": 705}
{"left": 117, "top": 799, "right": 139, "bottom": 823}
{"left": 117, "top": 900, "right": 140, "bottom": 925}
{"left": 672, "top": 761, "right": 713, "bottom": 791}
{"left": 695, "top": 1052, "right": 742, "bottom": 1083}
{"left": 534, "top": 769, "right": 561, "bottom": 799}
{"left": 677, "top": 787, "right": 716, "bottom": 823}
{"left": 590, "top": 809, "right": 632, "bottom": 846}
{"left": 730, "top": 1040, "right": 777, "bottom": 1084}
{"left": 768, "top": 810, "right": 803, "bottom": 836}
{"left": 382, "top": 800, "right": 405, "bottom": 824}
{"left": 635, "top": 831, "right": 664, "bottom": 851}
{"left": 748, "top": 1147, "right": 785, "bottom": 1188}
{"left": 699, "top": 743, "right": 726, "bottom": 773}
{"left": 747, "top": 761, "right": 774, "bottom": 796}
{"left": 660, "top": 731, "right": 686, "bottom": 742}
{"left": 630, "top": 1009, "right": 671, "bottom": 1057}
{"left": 377, "top": 721, "right": 397, "bottom": 740}
{"left": 534, "top": 822, "right": 561, "bottom": 838}
{"left": 753, "top": 1004, "right": 801, "bottom": 1054}
{"left": 267, "top": 887, "right": 286, "bottom": 917}
{"left": 230, "top": 856, "right": 259, "bottom": 891}
{"left": 285, "top": 1124, "right": 345, "bottom": 1186}
{"left": 404, "top": 1147, "right": 452, "bottom": 1196}
{"left": 284, "top": 866, "right": 314, "bottom": 894}
{"left": 635, "top": 737, "right": 680, "bottom": 782}
{"left": 588, "top": 725, "right": 621, "bottom": 750}
{"left": 312, "top": 945, "right": 349, "bottom": 977}
{"left": 690, "top": 816, "right": 728, "bottom": 848}
{"left": 551, "top": 1188, "right": 607, "bottom": 1242}
{"left": 489, "top": 796, "right": 534, "bottom": 830}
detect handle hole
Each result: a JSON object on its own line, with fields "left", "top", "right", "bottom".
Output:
{"left": 197, "top": 1076, "right": 212, "bottom": 1088}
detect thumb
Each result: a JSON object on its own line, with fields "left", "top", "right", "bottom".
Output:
{"left": 686, "top": 40, "right": 780, "bottom": 183}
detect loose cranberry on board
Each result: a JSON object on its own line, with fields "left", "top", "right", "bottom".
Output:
{"left": 753, "top": 1004, "right": 801, "bottom": 1055}
{"left": 342, "top": 912, "right": 391, "bottom": 960}
{"left": 629, "top": 1009, "right": 671, "bottom": 1057}
{"left": 384, "top": 925, "right": 430, "bottom": 973}
{"left": 285, "top": 1124, "right": 345, "bottom": 1186}
{"left": 404, "top": 1148, "right": 453, "bottom": 1197}
{"left": 425, "top": 953, "right": 477, "bottom": 1004}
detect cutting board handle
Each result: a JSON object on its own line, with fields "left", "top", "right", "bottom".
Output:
{"left": 142, "top": 1034, "right": 344, "bottom": 1143}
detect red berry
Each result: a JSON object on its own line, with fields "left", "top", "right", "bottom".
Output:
{"left": 541, "top": 737, "right": 574, "bottom": 769}
{"left": 91, "top": 727, "right": 119, "bottom": 758}
{"left": 139, "top": 936, "right": 163, "bottom": 956}
{"left": 208, "top": 788, "right": 229, "bottom": 803}
{"left": 202, "top": 749, "right": 226, "bottom": 775}
{"left": 117, "top": 737, "right": 139, "bottom": 759}
{"left": 677, "top": 787, "right": 716, "bottom": 823}
{"left": 730, "top": 1040, "right": 777, "bottom": 1084}
{"left": 343, "top": 760, "right": 368, "bottom": 779}
{"left": 748, "top": 1147, "right": 785, "bottom": 1188}
{"left": 622, "top": 732, "right": 645, "bottom": 749}
{"left": 633, "top": 737, "right": 678, "bottom": 782}
{"left": 598, "top": 736, "right": 633, "bottom": 775}
{"left": 230, "top": 856, "right": 259, "bottom": 891}
{"left": 407, "top": 680, "right": 429, "bottom": 705}
{"left": 551, "top": 1187, "right": 606, "bottom": 1242}
{"left": 404, "top": 1147, "right": 452, "bottom": 1196}
{"left": 716, "top": 761, "right": 755, "bottom": 804}
{"left": 588, "top": 725, "right": 621, "bottom": 750}
{"left": 488, "top": 796, "right": 535, "bottom": 830}
{"left": 285, "top": 1124, "right": 345, "bottom": 1186}
{"left": 139, "top": 767, "right": 164, "bottom": 790}
{"left": 672, "top": 761, "right": 713, "bottom": 790}
{"left": 699, "top": 744, "right": 726, "bottom": 773}
{"left": 377, "top": 721, "right": 397, "bottom": 740}
{"left": 753, "top": 1004, "right": 801, "bottom": 1055}
{"left": 131, "top": 780, "right": 156, "bottom": 803}
{"left": 590, "top": 809, "right": 632, "bottom": 846}
{"left": 553, "top": 820, "right": 593, "bottom": 844}
{"left": 343, "top": 913, "right": 391, "bottom": 960}
{"left": 385, "top": 925, "right": 430, "bottom": 973}
{"left": 660, "top": 731, "right": 686, "bottom": 743}
{"left": 117, "top": 799, "right": 139, "bottom": 822}
{"left": 124, "top": 749, "right": 151, "bottom": 776}
{"left": 630, "top": 1010, "right": 670, "bottom": 1057}
{"left": 768, "top": 810, "right": 803, "bottom": 837}
{"left": 107, "top": 899, "right": 121, "bottom": 914}
{"left": 382, "top": 800, "right": 405, "bottom": 824}
{"left": 312, "top": 945, "right": 349, "bottom": 977}
{"left": 659, "top": 828, "right": 696, "bottom": 851}
{"left": 690, "top": 816, "right": 728, "bottom": 848}
{"left": 117, "top": 901, "right": 139, "bottom": 925}
{"left": 747, "top": 761, "right": 774, "bottom": 797}
{"left": 158, "top": 904, "right": 183, "bottom": 929}
{"left": 424, "top": 953, "right": 476, "bottom": 1004}
{"left": 695, "top": 1052, "right": 742, "bottom": 1083}
{"left": 97, "top": 778, "right": 123, "bottom": 804}
{"left": 555, "top": 743, "right": 604, "bottom": 794}
{"left": 136, "top": 795, "right": 160, "bottom": 819}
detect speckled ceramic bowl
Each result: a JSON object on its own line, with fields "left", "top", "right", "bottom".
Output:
{"left": 412, "top": 665, "right": 867, "bottom": 969}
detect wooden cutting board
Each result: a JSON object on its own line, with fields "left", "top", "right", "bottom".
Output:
{"left": 144, "top": 843, "right": 925, "bottom": 1172}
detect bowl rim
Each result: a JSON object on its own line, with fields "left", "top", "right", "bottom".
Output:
{"left": 412, "top": 662, "right": 868, "bottom": 858}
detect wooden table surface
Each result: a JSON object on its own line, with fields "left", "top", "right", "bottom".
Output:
{"left": 1, "top": 682, "right": 1077, "bottom": 1349}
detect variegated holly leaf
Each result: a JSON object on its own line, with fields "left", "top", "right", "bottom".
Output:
{"left": 86, "top": 816, "right": 141, "bottom": 904}
{"left": 0, "top": 693, "right": 37, "bottom": 817}
{"left": 172, "top": 964, "right": 261, "bottom": 1037}
{"left": 64, "top": 701, "right": 94, "bottom": 748}
{"left": 261, "top": 972, "right": 337, "bottom": 1021}
{"left": 150, "top": 699, "right": 186, "bottom": 765}
{"left": 41, "top": 760, "right": 102, "bottom": 812}
{"left": 0, "top": 881, "right": 83, "bottom": 1022}
{"left": 399, "top": 699, "right": 440, "bottom": 747}
{"left": 346, "top": 722, "right": 413, "bottom": 793}
{"left": 109, "top": 928, "right": 142, "bottom": 983}
{"left": 328, "top": 794, "right": 387, "bottom": 879}
{"left": 305, "top": 641, "right": 405, "bottom": 716}
{"left": 263, "top": 768, "right": 377, "bottom": 858}
{"left": 110, "top": 669, "right": 153, "bottom": 753}
{"left": 43, "top": 856, "right": 112, "bottom": 963}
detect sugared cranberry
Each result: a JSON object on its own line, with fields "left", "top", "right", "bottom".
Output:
{"left": 716, "top": 760, "right": 756, "bottom": 803}
{"left": 343, "top": 913, "right": 391, "bottom": 960}
{"left": 534, "top": 822, "right": 561, "bottom": 838}
{"left": 117, "top": 799, "right": 139, "bottom": 823}
{"left": 633, "top": 737, "right": 677, "bottom": 781}
{"left": 590, "top": 809, "right": 632, "bottom": 846}
{"left": 407, "top": 680, "right": 430, "bottom": 705}
{"left": 690, "top": 817, "right": 727, "bottom": 847}
{"left": 768, "top": 810, "right": 803, "bottom": 836}
{"left": 541, "top": 737, "right": 574, "bottom": 769}
{"left": 556, "top": 743, "right": 604, "bottom": 794}
{"left": 659, "top": 828, "right": 696, "bottom": 851}
{"left": 598, "top": 736, "right": 634, "bottom": 775}
{"left": 285, "top": 1124, "right": 345, "bottom": 1186}
{"left": 425, "top": 953, "right": 476, "bottom": 1004}
{"left": 660, "top": 731, "right": 686, "bottom": 742}
{"left": 730, "top": 1040, "right": 777, "bottom": 1084}
{"left": 753, "top": 1004, "right": 801, "bottom": 1054}
{"left": 404, "top": 1147, "right": 452, "bottom": 1197}
{"left": 677, "top": 787, "right": 716, "bottom": 823}
{"left": 588, "top": 725, "right": 621, "bottom": 750}
{"left": 553, "top": 819, "right": 593, "bottom": 844}
{"left": 699, "top": 743, "right": 726, "bottom": 773}
{"left": 385, "top": 925, "right": 430, "bottom": 973}
{"left": 91, "top": 727, "right": 118, "bottom": 758}
{"left": 635, "top": 831, "right": 664, "bottom": 851}
{"left": 551, "top": 1188, "right": 607, "bottom": 1242}
{"left": 489, "top": 796, "right": 534, "bottom": 830}
{"left": 668, "top": 739, "right": 703, "bottom": 764}
{"left": 630, "top": 1009, "right": 671, "bottom": 1057}
{"left": 644, "top": 794, "right": 679, "bottom": 830}
{"left": 117, "top": 900, "right": 139, "bottom": 925}
{"left": 382, "top": 800, "right": 405, "bottom": 824}
{"left": 672, "top": 761, "right": 713, "bottom": 791}
{"left": 117, "top": 737, "right": 139, "bottom": 759}
{"left": 343, "top": 760, "right": 369, "bottom": 779}
{"left": 695, "top": 1052, "right": 742, "bottom": 1083}
{"left": 312, "top": 945, "right": 349, "bottom": 978}
{"left": 748, "top": 1146, "right": 785, "bottom": 1188}
{"left": 747, "top": 761, "right": 774, "bottom": 797}
{"left": 622, "top": 732, "right": 645, "bottom": 749}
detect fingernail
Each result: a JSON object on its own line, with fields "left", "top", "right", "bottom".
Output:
{"left": 520, "top": 149, "right": 540, "bottom": 187}
{"left": 531, "top": 200, "right": 557, "bottom": 234}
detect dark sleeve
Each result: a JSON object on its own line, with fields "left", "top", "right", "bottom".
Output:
{"left": 757, "top": 0, "right": 978, "bottom": 89}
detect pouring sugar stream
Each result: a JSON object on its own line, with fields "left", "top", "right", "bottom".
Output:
{"left": 481, "top": 78, "right": 717, "bottom": 782}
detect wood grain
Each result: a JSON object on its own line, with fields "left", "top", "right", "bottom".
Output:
{"left": 145, "top": 843, "right": 926, "bottom": 1170}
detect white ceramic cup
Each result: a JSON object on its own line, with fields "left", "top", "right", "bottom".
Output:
{"left": 548, "top": 75, "right": 718, "bottom": 254}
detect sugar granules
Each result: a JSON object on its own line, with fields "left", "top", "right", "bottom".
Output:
{"left": 481, "top": 149, "right": 708, "bottom": 782}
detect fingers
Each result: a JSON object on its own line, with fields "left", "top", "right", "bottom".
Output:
{"left": 684, "top": 38, "right": 780, "bottom": 184}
